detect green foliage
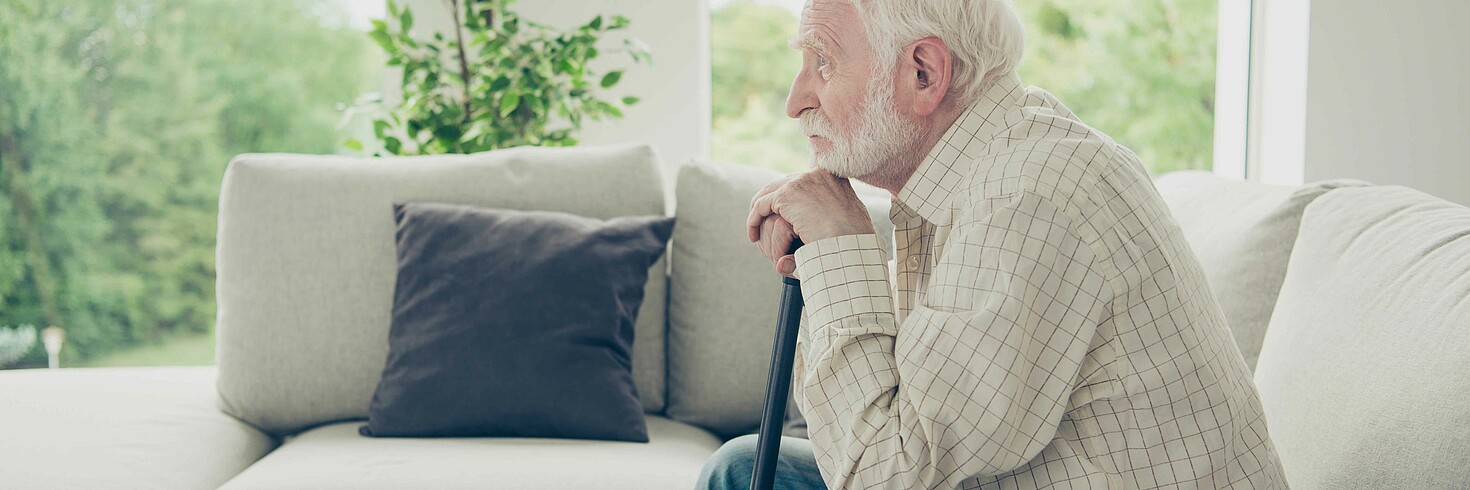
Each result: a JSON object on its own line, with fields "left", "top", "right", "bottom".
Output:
{"left": 1017, "top": 0, "right": 1219, "bottom": 173}
{"left": 0, "top": 0, "right": 374, "bottom": 366}
{"left": 709, "top": 0, "right": 1218, "bottom": 175}
{"left": 350, "top": 0, "right": 648, "bottom": 155}
{"left": 710, "top": 0, "right": 809, "bottom": 173}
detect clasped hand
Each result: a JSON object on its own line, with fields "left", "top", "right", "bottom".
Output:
{"left": 746, "top": 168, "right": 876, "bottom": 277}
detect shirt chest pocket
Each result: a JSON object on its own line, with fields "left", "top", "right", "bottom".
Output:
{"left": 916, "top": 227, "right": 1012, "bottom": 314}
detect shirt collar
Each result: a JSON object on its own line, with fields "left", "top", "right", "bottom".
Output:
{"left": 895, "top": 72, "right": 1025, "bottom": 226}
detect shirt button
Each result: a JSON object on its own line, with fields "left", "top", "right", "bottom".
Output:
{"left": 905, "top": 256, "right": 920, "bottom": 271}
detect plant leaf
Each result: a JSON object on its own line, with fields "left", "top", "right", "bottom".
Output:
{"left": 343, "top": 139, "right": 364, "bottom": 151}
{"left": 499, "top": 92, "right": 521, "bottom": 117}
{"left": 461, "top": 124, "right": 483, "bottom": 142}
{"left": 488, "top": 76, "right": 510, "bottom": 92}
{"left": 600, "top": 71, "right": 622, "bottom": 88}
{"left": 433, "top": 124, "right": 462, "bottom": 141}
{"left": 368, "top": 24, "right": 393, "bottom": 52}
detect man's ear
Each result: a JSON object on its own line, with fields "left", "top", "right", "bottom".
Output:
{"left": 904, "top": 36, "right": 952, "bottom": 116}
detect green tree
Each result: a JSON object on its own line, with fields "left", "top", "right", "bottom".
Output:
{"left": 710, "top": 0, "right": 809, "bottom": 173}
{"left": 0, "top": 2, "right": 113, "bottom": 363}
{"left": 1017, "top": 0, "right": 1218, "bottom": 173}
{"left": 0, "top": 0, "right": 375, "bottom": 366}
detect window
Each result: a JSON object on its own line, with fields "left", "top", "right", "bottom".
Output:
{"left": 709, "top": 0, "right": 1223, "bottom": 176}
{"left": 0, "top": 0, "right": 379, "bottom": 369}
{"left": 709, "top": 0, "right": 809, "bottom": 173}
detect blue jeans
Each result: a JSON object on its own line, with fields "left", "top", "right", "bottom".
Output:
{"left": 696, "top": 434, "right": 828, "bottom": 490}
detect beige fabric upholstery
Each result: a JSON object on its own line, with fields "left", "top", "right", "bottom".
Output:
{"left": 218, "top": 415, "right": 720, "bottom": 489}
{"left": 0, "top": 367, "right": 277, "bottom": 489}
{"left": 665, "top": 160, "right": 895, "bottom": 436}
{"left": 1153, "top": 171, "right": 1365, "bottom": 370}
{"left": 215, "top": 144, "right": 670, "bottom": 436}
{"left": 1254, "top": 186, "right": 1470, "bottom": 488}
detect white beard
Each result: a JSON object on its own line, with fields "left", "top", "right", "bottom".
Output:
{"left": 799, "top": 66, "right": 922, "bottom": 179}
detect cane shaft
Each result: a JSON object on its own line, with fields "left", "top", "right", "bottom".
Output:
{"left": 751, "top": 240, "right": 804, "bottom": 490}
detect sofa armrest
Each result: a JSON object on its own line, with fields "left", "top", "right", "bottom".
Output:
{"left": 0, "top": 366, "right": 277, "bottom": 489}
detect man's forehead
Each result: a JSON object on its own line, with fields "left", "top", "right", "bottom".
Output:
{"left": 790, "top": 0, "right": 859, "bottom": 54}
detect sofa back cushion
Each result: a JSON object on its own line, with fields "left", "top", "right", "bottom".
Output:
{"left": 665, "top": 161, "right": 895, "bottom": 436}
{"left": 1254, "top": 186, "right": 1470, "bottom": 488}
{"left": 216, "top": 143, "right": 669, "bottom": 436}
{"left": 1153, "top": 171, "right": 1364, "bottom": 370}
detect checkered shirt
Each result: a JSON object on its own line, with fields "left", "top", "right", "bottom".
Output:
{"left": 790, "top": 72, "right": 1288, "bottom": 489}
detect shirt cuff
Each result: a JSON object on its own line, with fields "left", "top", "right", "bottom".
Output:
{"left": 793, "top": 234, "right": 895, "bottom": 331}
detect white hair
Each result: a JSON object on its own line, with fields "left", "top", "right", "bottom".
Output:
{"left": 850, "top": 0, "right": 1027, "bottom": 105}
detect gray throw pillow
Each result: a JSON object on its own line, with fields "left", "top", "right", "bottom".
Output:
{"left": 359, "top": 202, "right": 674, "bottom": 442}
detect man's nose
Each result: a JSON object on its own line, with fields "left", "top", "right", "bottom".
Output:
{"left": 785, "top": 70, "right": 818, "bottom": 120}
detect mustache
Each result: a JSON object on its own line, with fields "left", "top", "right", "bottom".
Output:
{"left": 798, "top": 109, "right": 834, "bottom": 139}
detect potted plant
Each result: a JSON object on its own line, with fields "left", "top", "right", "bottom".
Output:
{"left": 347, "top": 0, "right": 648, "bottom": 155}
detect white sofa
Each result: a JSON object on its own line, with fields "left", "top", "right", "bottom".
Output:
{"left": 1, "top": 145, "right": 1466, "bottom": 489}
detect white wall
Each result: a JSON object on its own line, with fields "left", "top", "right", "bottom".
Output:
{"left": 1302, "top": 1, "right": 1470, "bottom": 204}
{"left": 403, "top": 0, "right": 709, "bottom": 194}
{"left": 1252, "top": 0, "right": 1470, "bottom": 204}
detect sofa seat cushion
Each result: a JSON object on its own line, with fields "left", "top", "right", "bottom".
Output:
{"left": 0, "top": 367, "right": 277, "bottom": 489}
{"left": 219, "top": 415, "right": 721, "bottom": 489}
{"left": 1254, "top": 186, "right": 1470, "bottom": 488}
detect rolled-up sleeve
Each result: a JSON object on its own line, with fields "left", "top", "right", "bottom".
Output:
{"left": 792, "top": 191, "right": 1113, "bottom": 489}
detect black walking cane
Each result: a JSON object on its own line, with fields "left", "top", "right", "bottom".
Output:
{"left": 751, "top": 238, "right": 804, "bottom": 490}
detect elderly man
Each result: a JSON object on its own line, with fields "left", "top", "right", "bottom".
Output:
{"left": 696, "top": 0, "right": 1288, "bottom": 489}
